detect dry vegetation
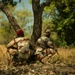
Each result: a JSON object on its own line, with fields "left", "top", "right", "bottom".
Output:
{"left": 0, "top": 45, "right": 75, "bottom": 65}
{"left": 0, "top": 45, "right": 8, "bottom": 65}
{"left": 0, "top": 45, "right": 75, "bottom": 75}
{"left": 49, "top": 48, "right": 75, "bottom": 66}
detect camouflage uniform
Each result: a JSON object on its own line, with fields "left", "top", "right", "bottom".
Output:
{"left": 7, "top": 37, "right": 34, "bottom": 65}
{"left": 35, "top": 29, "right": 57, "bottom": 62}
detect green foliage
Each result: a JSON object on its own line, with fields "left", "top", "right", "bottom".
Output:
{"left": 43, "top": 0, "right": 75, "bottom": 47}
{"left": 0, "top": 4, "right": 33, "bottom": 44}
{"left": 44, "top": 1, "right": 55, "bottom": 14}
{"left": 0, "top": 20, "right": 16, "bottom": 44}
{"left": 14, "top": 10, "right": 33, "bottom": 37}
{"left": 0, "top": 0, "right": 75, "bottom": 47}
{"left": 1, "top": 0, "right": 18, "bottom": 6}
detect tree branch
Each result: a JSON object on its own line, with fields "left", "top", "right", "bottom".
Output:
{"left": 0, "top": 2, "right": 24, "bottom": 37}
{"left": 41, "top": 0, "right": 51, "bottom": 10}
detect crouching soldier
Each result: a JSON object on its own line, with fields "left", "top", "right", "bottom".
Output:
{"left": 7, "top": 37, "right": 34, "bottom": 66}
{"left": 35, "top": 28, "right": 58, "bottom": 63}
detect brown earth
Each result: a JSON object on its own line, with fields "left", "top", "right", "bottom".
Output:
{"left": 0, "top": 45, "right": 75, "bottom": 75}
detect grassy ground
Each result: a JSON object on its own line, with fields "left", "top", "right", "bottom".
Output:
{"left": 49, "top": 48, "right": 75, "bottom": 67}
{"left": 0, "top": 45, "right": 8, "bottom": 65}
{"left": 0, "top": 45, "right": 75, "bottom": 66}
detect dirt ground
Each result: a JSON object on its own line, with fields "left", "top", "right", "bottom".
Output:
{"left": 0, "top": 45, "right": 75, "bottom": 75}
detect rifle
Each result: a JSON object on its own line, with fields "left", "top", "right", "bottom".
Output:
{"left": 53, "top": 48, "right": 59, "bottom": 55}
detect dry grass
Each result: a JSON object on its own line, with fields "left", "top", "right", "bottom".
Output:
{"left": 48, "top": 48, "right": 75, "bottom": 66}
{"left": 59, "top": 48, "right": 75, "bottom": 66}
{"left": 0, "top": 45, "right": 75, "bottom": 66}
{"left": 0, "top": 45, "right": 8, "bottom": 65}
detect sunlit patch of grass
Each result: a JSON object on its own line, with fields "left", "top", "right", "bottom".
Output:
{"left": 48, "top": 48, "right": 75, "bottom": 66}
{"left": 0, "top": 45, "right": 8, "bottom": 65}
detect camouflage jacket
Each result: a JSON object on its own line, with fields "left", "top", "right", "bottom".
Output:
{"left": 36, "top": 36, "right": 54, "bottom": 49}
{"left": 7, "top": 37, "right": 31, "bottom": 59}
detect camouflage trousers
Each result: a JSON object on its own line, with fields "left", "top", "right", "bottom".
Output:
{"left": 7, "top": 48, "right": 31, "bottom": 66}
{"left": 35, "top": 48, "right": 57, "bottom": 62}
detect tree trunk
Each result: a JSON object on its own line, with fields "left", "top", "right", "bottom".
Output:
{"left": 31, "top": 0, "right": 51, "bottom": 45}
{"left": 31, "top": 0, "right": 43, "bottom": 44}
{"left": 0, "top": 2, "right": 24, "bottom": 37}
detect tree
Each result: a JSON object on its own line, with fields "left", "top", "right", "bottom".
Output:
{"left": 0, "top": 0, "right": 52, "bottom": 45}
{"left": 0, "top": 8, "right": 33, "bottom": 44}
{"left": 43, "top": 0, "right": 75, "bottom": 46}
{"left": 54, "top": 0, "right": 75, "bottom": 45}
{"left": 0, "top": 2, "right": 24, "bottom": 37}
{"left": 2, "top": 0, "right": 17, "bottom": 6}
{"left": 0, "top": 0, "right": 75, "bottom": 46}
{"left": 31, "top": 0, "right": 52, "bottom": 44}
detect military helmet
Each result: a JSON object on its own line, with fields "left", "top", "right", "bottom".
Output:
{"left": 44, "top": 29, "right": 51, "bottom": 37}
{"left": 45, "top": 29, "right": 50, "bottom": 33}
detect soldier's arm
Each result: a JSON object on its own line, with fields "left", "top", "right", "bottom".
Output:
{"left": 47, "top": 41, "right": 58, "bottom": 52}
{"left": 47, "top": 39, "right": 54, "bottom": 49}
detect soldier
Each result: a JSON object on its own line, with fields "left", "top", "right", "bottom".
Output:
{"left": 7, "top": 36, "right": 35, "bottom": 65}
{"left": 35, "top": 28, "right": 57, "bottom": 63}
